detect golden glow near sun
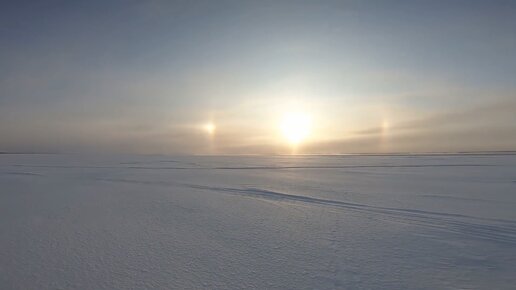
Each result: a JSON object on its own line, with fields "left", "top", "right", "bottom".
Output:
{"left": 203, "top": 122, "right": 216, "bottom": 135}
{"left": 280, "top": 112, "right": 311, "bottom": 146}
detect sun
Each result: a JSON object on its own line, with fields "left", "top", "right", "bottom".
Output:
{"left": 281, "top": 112, "right": 311, "bottom": 145}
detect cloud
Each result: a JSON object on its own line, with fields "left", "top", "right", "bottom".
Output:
{"left": 307, "top": 98, "right": 516, "bottom": 153}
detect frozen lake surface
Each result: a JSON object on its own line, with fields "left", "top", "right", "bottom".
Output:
{"left": 1, "top": 154, "right": 516, "bottom": 289}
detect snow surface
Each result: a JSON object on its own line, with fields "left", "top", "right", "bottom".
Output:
{"left": 1, "top": 154, "right": 515, "bottom": 289}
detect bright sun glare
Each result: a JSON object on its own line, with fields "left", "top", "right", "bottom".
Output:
{"left": 281, "top": 112, "right": 311, "bottom": 146}
{"left": 203, "top": 123, "right": 216, "bottom": 135}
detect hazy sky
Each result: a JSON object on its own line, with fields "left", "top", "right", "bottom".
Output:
{"left": 1, "top": 0, "right": 515, "bottom": 154}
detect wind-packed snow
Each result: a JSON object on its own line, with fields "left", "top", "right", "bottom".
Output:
{"left": 1, "top": 154, "right": 515, "bottom": 289}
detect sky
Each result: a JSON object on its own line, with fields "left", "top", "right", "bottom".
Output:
{"left": 1, "top": 0, "right": 515, "bottom": 154}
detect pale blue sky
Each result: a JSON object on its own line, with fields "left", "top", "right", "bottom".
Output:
{"left": 1, "top": 0, "right": 515, "bottom": 154}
